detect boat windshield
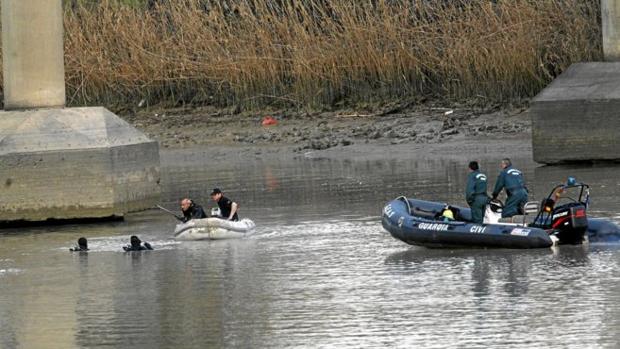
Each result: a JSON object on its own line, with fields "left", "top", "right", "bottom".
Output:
{"left": 533, "top": 181, "right": 589, "bottom": 227}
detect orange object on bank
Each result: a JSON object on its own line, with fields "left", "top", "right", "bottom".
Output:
{"left": 262, "top": 116, "right": 278, "bottom": 126}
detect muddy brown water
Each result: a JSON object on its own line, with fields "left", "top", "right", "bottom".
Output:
{"left": 1, "top": 146, "right": 619, "bottom": 348}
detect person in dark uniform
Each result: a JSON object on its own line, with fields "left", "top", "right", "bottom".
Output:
{"left": 123, "top": 236, "right": 153, "bottom": 251}
{"left": 466, "top": 161, "right": 489, "bottom": 224}
{"left": 210, "top": 188, "right": 239, "bottom": 221}
{"left": 180, "top": 198, "right": 207, "bottom": 223}
{"left": 70, "top": 237, "right": 89, "bottom": 252}
{"left": 492, "top": 158, "right": 528, "bottom": 218}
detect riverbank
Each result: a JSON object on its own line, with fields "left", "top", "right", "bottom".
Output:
{"left": 125, "top": 103, "right": 532, "bottom": 159}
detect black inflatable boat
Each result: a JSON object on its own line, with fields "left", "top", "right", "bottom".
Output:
{"left": 382, "top": 181, "right": 620, "bottom": 249}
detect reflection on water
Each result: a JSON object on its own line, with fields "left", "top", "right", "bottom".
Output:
{"left": 0, "top": 148, "right": 619, "bottom": 348}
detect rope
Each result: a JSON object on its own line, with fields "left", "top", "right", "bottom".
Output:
{"left": 396, "top": 196, "right": 412, "bottom": 216}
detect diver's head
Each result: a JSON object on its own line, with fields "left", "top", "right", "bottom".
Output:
{"left": 130, "top": 235, "right": 141, "bottom": 248}
{"left": 78, "top": 237, "right": 88, "bottom": 250}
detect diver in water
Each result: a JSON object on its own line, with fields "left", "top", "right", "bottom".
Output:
{"left": 210, "top": 188, "right": 239, "bottom": 221}
{"left": 180, "top": 198, "right": 207, "bottom": 223}
{"left": 492, "top": 158, "right": 528, "bottom": 218}
{"left": 466, "top": 161, "right": 489, "bottom": 224}
{"left": 123, "top": 235, "right": 153, "bottom": 251}
{"left": 70, "top": 237, "right": 89, "bottom": 252}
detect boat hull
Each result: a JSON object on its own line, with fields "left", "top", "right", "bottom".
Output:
{"left": 586, "top": 218, "right": 620, "bottom": 243}
{"left": 174, "top": 218, "right": 256, "bottom": 240}
{"left": 382, "top": 198, "right": 553, "bottom": 249}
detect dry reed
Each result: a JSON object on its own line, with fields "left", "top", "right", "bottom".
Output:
{"left": 2, "top": 0, "right": 605, "bottom": 110}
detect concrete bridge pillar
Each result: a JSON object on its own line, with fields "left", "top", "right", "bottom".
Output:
{"left": 602, "top": 0, "right": 620, "bottom": 61}
{"left": 2, "top": 0, "right": 66, "bottom": 109}
{"left": 0, "top": 0, "right": 160, "bottom": 224}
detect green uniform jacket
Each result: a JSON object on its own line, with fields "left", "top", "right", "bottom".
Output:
{"left": 466, "top": 170, "right": 488, "bottom": 205}
{"left": 492, "top": 166, "right": 528, "bottom": 217}
{"left": 492, "top": 166, "right": 525, "bottom": 198}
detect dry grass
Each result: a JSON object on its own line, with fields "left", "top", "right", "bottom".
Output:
{"left": 7, "top": 0, "right": 606, "bottom": 110}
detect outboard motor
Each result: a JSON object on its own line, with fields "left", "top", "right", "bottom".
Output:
{"left": 532, "top": 179, "right": 592, "bottom": 245}
{"left": 551, "top": 204, "right": 588, "bottom": 244}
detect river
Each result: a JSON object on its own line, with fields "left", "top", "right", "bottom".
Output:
{"left": 0, "top": 147, "right": 619, "bottom": 348}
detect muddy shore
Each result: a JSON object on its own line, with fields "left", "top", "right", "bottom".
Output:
{"left": 124, "top": 104, "right": 532, "bottom": 159}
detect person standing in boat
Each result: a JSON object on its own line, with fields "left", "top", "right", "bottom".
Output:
{"left": 491, "top": 158, "right": 528, "bottom": 218}
{"left": 180, "top": 198, "right": 207, "bottom": 223}
{"left": 466, "top": 161, "right": 489, "bottom": 224}
{"left": 210, "top": 188, "right": 239, "bottom": 221}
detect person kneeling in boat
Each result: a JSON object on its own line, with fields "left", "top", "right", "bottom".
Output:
{"left": 466, "top": 161, "right": 489, "bottom": 224}
{"left": 180, "top": 198, "right": 207, "bottom": 223}
{"left": 491, "top": 158, "right": 528, "bottom": 218}
{"left": 210, "top": 188, "right": 239, "bottom": 221}
{"left": 123, "top": 236, "right": 153, "bottom": 251}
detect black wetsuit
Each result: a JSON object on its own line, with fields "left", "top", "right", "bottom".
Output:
{"left": 70, "top": 237, "right": 89, "bottom": 252}
{"left": 217, "top": 196, "right": 239, "bottom": 221}
{"left": 123, "top": 242, "right": 153, "bottom": 251}
{"left": 181, "top": 204, "right": 207, "bottom": 223}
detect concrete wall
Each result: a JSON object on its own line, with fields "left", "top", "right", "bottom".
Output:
{"left": 531, "top": 62, "right": 620, "bottom": 163}
{"left": 1, "top": 0, "right": 65, "bottom": 109}
{"left": 0, "top": 107, "right": 160, "bottom": 222}
{"left": 110, "top": 143, "right": 161, "bottom": 214}
{"left": 0, "top": 149, "right": 118, "bottom": 221}
{"left": 0, "top": 142, "right": 161, "bottom": 221}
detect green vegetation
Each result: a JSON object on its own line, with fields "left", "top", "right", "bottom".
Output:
{"left": 17, "top": 1, "right": 604, "bottom": 110}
